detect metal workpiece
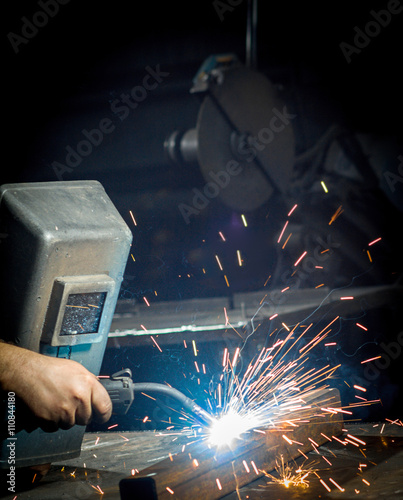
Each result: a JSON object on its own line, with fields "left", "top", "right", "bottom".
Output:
{"left": 119, "top": 388, "right": 344, "bottom": 499}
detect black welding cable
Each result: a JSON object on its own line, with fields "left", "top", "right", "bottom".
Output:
{"left": 131, "top": 383, "right": 213, "bottom": 426}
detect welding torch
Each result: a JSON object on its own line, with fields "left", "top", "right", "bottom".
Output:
{"left": 99, "top": 369, "right": 213, "bottom": 426}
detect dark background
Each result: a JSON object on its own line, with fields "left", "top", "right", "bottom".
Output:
{"left": 3, "top": 0, "right": 403, "bottom": 427}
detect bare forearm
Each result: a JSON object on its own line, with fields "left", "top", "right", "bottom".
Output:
{"left": 0, "top": 341, "right": 30, "bottom": 393}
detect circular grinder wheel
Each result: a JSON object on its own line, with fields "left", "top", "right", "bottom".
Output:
{"left": 196, "top": 66, "right": 295, "bottom": 211}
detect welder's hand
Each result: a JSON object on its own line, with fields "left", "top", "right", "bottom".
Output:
{"left": 0, "top": 342, "right": 112, "bottom": 430}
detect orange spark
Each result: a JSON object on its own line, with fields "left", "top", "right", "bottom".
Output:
{"left": 329, "top": 205, "right": 344, "bottom": 225}
{"left": 237, "top": 249, "right": 243, "bottom": 266}
{"left": 251, "top": 461, "right": 259, "bottom": 474}
{"left": 347, "top": 434, "right": 366, "bottom": 446}
{"left": 361, "top": 356, "right": 382, "bottom": 364}
{"left": 288, "top": 204, "right": 298, "bottom": 216}
{"left": 232, "top": 347, "right": 240, "bottom": 367}
{"left": 215, "top": 255, "right": 223, "bottom": 271}
{"left": 150, "top": 336, "right": 162, "bottom": 352}
{"left": 320, "top": 479, "right": 331, "bottom": 492}
{"left": 329, "top": 478, "right": 345, "bottom": 492}
{"left": 282, "top": 233, "right": 292, "bottom": 249}
{"left": 294, "top": 251, "right": 307, "bottom": 267}
{"left": 356, "top": 323, "right": 368, "bottom": 331}
{"left": 277, "top": 220, "right": 289, "bottom": 243}
{"left": 224, "top": 307, "right": 229, "bottom": 325}
{"left": 222, "top": 348, "right": 228, "bottom": 367}
{"left": 129, "top": 210, "right": 137, "bottom": 226}
{"left": 282, "top": 434, "right": 293, "bottom": 445}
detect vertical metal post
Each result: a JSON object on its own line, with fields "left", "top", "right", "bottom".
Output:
{"left": 246, "top": 0, "right": 258, "bottom": 69}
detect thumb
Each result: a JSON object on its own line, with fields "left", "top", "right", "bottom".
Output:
{"left": 91, "top": 379, "right": 113, "bottom": 424}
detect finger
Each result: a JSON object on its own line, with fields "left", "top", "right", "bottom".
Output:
{"left": 91, "top": 380, "right": 113, "bottom": 424}
{"left": 74, "top": 395, "right": 93, "bottom": 427}
{"left": 39, "top": 418, "right": 60, "bottom": 433}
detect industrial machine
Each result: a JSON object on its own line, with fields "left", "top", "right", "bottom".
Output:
{"left": 164, "top": 53, "right": 296, "bottom": 212}
{"left": 163, "top": 52, "right": 401, "bottom": 292}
